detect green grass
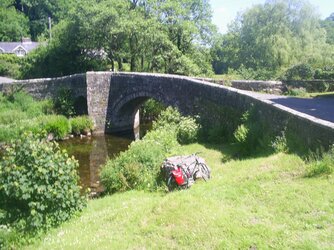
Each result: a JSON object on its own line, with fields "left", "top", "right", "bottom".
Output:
{"left": 308, "top": 91, "right": 334, "bottom": 98}
{"left": 23, "top": 143, "right": 334, "bottom": 249}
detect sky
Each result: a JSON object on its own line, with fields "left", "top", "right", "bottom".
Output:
{"left": 211, "top": 0, "right": 334, "bottom": 34}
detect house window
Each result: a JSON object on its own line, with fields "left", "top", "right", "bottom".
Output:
{"left": 15, "top": 48, "right": 26, "bottom": 57}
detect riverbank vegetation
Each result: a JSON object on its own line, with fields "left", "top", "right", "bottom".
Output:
{"left": 100, "top": 107, "right": 199, "bottom": 193}
{"left": 0, "top": 134, "right": 87, "bottom": 248}
{"left": 1, "top": 103, "right": 333, "bottom": 249}
{"left": 0, "top": 91, "right": 94, "bottom": 142}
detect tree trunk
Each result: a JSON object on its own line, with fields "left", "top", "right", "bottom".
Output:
{"left": 117, "top": 58, "right": 123, "bottom": 71}
{"left": 111, "top": 60, "right": 115, "bottom": 72}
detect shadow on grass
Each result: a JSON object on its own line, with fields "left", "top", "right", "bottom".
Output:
{"left": 199, "top": 141, "right": 275, "bottom": 164}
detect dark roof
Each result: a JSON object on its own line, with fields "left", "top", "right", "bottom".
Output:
{"left": 0, "top": 41, "right": 40, "bottom": 53}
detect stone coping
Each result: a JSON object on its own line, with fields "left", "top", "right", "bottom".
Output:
{"left": 1, "top": 71, "right": 333, "bottom": 131}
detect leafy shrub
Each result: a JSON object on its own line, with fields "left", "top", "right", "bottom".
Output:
{"left": 0, "top": 125, "right": 20, "bottom": 142}
{"left": 0, "top": 54, "right": 22, "bottom": 79}
{"left": 314, "top": 65, "right": 334, "bottom": 80}
{"left": 286, "top": 88, "right": 307, "bottom": 97}
{"left": 0, "top": 91, "right": 53, "bottom": 119}
{"left": 271, "top": 132, "right": 288, "bottom": 153}
{"left": 177, "top": 117, "right": 200, "bottom": 144}
{"left": 100, "top": 127, "right": 179, "bottom": 193}
{"left": 233, "top": 124, "right": 249, "bottom": 143}
{"left": 284, "top": 63, "right": 314, "bottom": 80}
{"left": 152, "top": 107, "right": 181, "bottom": 129}
{"left": 232, "top": 108, "right": 273, "bottom": 156}
{"left": 140, "top": 99, "right": 166, "bottom": 121}
{"left": 0, "top": 110, "right": 27, "bottom": 125}
{"left": 0, "top": 134, "right": 86, "bottom": 231}
{"left": 0, "top": 117, "right": 46, "bottom": 142}
{"left": 70, "top": 116, "right": 94, "bottom": 135}
{"left": 306, "top": 146, "right": 334, "bottom": 177}
{"left": 153, "top": 107, "right": 200, "bottom": 144}
{"left": 43, "top": 115, "right": 71, "bottom": 139}
{"left": 54, "top": 88, "right": 75, "bottom": 117}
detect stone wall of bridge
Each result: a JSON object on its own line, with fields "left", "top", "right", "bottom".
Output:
{"left": 0, "top": 72, "right": 333, "bottom": 151}
{"left": 0, "top": 74, "right": 87, "bottom": 100}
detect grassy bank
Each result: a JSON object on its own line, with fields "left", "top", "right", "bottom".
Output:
{"left": 24, "top": 143, "right": 334, "bottom": 249}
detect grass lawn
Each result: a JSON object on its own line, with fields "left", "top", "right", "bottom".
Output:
{"left": 25, "top": 143, "right": 334, "bottom": 249}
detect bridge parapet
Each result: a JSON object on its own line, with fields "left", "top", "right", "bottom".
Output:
{"left": 0, "top": 71, "right": 333, "bottom": 151}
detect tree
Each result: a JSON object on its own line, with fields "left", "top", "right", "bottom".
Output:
{"left": 214, "top": 0, "right": 332, "bottom": 78}
{"left": 21, "top": 0, "right": 216, "bottom": 77}
{"left": 0, "top": 3, "right": 29, "bottom": 41}
{"left": 8, "top": 0, "right": 75, "bottom": 40}
{"left": 321, "top": 13, "right": 334, "bottom": 44}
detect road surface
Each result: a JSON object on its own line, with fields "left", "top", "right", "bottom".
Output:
{"left": 0, "top": 76, "right": 15, "bottom": 83}
{"left": 246, "top": 91, "right": 334, "bottom": 124}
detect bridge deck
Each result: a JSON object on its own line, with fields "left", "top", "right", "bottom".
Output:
{"left": 238, "top": 89, "right": 334, "bottom": 127}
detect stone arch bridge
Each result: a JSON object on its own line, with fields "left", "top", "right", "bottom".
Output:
{"left": 0, "top": 72, "right": 333, "bottom": 150}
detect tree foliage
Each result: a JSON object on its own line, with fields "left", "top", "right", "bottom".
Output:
{"left": 211, "top": 0, "right": 334, "bottom": 79}
{"left": 20, "top": 0, "right": 215, "bottom": 78}
{"left": 0, "top": 2, "right": 29, "bottom": 41}
{"left": 321, "top": 13, "right": 334, "bottom": 45}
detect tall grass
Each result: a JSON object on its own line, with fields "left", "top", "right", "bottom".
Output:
{"left": 306, "top": 146, "right": 334, "bottom": 177}
{"left": 0, "top": 92, "right": 75, "bottom": 142}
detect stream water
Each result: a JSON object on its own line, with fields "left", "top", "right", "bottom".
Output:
{"left": 59, "top": 134, "right": 132, "bottom": 194}
{"left": 59, "top": 123, "right": 152, "bottom": 194}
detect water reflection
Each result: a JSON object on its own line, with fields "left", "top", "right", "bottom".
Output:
{"left": 59, "top": 122, "right": 152, "bottom": 194}
{"left": 59, "top": 134, "right": 132, "bottom": 193}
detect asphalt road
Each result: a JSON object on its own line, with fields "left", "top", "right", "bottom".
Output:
{"left": 248, "top": 91, "right": 334, "bottom": 124}
{"left": 0, "top": 76, "right": 15, "bottom": 83}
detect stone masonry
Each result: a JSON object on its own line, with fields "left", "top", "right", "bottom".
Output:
{"left": 0, "top": 72, "right": 333, "bottom": 150}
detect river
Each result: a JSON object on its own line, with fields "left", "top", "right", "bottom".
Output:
{"left": 59, "top": 123, "right": 152, "bottom": 195}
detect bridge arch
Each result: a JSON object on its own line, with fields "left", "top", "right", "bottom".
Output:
{"left": 0, "top": 71, "right": 333, "bottom": 150}
{"left": 106, "top": 90, "right": 174, "bottom": 133}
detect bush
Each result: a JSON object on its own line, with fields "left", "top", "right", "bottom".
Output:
{"left": 0, "top": 91, "right": 53, "bottom": 119}
{"left": 0, "top": 134, "right": 86, "bottom": 231}
{"left": 140, "top": 99, "right": 166, "bottom": 121}
{"left": 0, "top": 110, "right": 27, "bottom": 125}
{"left": 153, "top": 107, "right": 200, "bottom": 144}
{"left": 70, "top": 116, "right": 94, "bottom": 135}
{"left": 0, "top": 54, "right": 22, "bottom": 79}
{"left": 177, "top": 117, "right": 200, "bottom": 144}
{"left": 314, "top": 65, "right": 334, "bottom": 80}
{"left": 100, "top": 127, "right": 179, "bottom": 193}
{"left": 100, "top": 107, "right": 188, "bottom": 193}
{"left": 233, "top": 124, "right": 249, "bottom": 143}
{"left": 232, "top": 108, "right": 273, "bottom": 156}
{"left": 286, "top": 88, "right": 307, "bottom": 97}
{"left": 284, "top": 63, "right": 315, "bottom": 80}
{"left": 306, "top": 146, "right": 334, "bottom": 177}
{"left": 43, "top": 115, "right": 71, "bottom": 139}
{"left": 152, "top": 107, "right": 181, "bottom": 129}
{"left": 271, "top": 132, "right": 289, "bottom": 153}
{"left": 54, "top": 88, "right": 75, "bottom": 117}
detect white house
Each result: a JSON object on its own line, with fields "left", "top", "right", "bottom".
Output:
{"left": 0, "top": 38, "right": 40, "bottom": 57}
